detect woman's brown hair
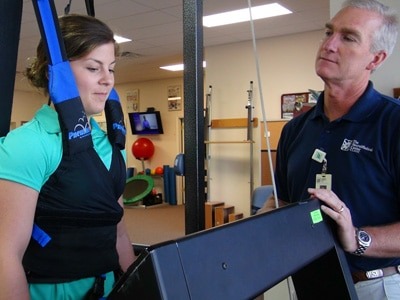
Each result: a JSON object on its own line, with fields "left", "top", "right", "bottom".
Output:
{"left": 25, "top": 14, "right": 118, "bottom": 94}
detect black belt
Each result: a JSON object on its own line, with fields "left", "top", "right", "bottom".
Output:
{"left": 352, "top": 265, "right": 400, "bottom": 283}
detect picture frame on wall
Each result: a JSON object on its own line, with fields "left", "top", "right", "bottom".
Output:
{"left": 167, "top": 85, "right": 182, "bottom": 111}
{"left": 127, "top": 89, "right": 140, "bottom": 113}
{"left": 281, "top": 92, "right": 310, "bottom": 119}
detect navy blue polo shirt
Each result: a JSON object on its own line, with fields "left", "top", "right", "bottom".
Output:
{"left": 275, "top": 82, "right": 400, "bottom": 271}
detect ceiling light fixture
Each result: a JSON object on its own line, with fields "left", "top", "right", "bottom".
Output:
{"left": 114, "top": 34, "right": 132, "bottom": 44}
{"left": 160, "top": 61, "right": 207, "bottom": 72}
{"left": 203, "top": 3, "right": 292, "bottom": 28}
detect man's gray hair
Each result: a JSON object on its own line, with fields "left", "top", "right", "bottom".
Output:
{"left": 342, "top": 0, "right": 398, "bottom": 56}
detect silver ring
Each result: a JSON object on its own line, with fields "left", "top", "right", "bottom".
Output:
{"left": 337, "top": 205, "right": 344, "bottom": 213}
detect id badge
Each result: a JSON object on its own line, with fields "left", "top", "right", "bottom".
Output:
{"left": 315, "top": 174, "right": 332, "bottom": 190}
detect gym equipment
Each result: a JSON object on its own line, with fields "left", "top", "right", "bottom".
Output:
{"left": 155, "top": 166, "right": 164, "bottom": 175}
{"left": 182, "top": 0, "right": 205, "bottom": 234}
{"left": 108, "top": 199, "right": 357, "bottom": 299}
{"left": 204, "top": 85, "right": 212, "bottom": 199}
{"left": 132, "top": 137, "right": 155, "bottom": 160}
{"left": 173, "top": 153, "right": 185, "bottom": 176}
{"left": 163, "top": 165, "right": 177, "bottom": 205}
{"left": 205, "top": 82, "right": 258, "bottom": 215}
{"left": 123, "top": 175, "right": 154, "bottom": 205}
{"left": 126, "top": 167, "right": 135, "bottom": 178}
{"left": 246, "top": 81, "right": 255, "bottom": 201}
{"left": 132, "top": 137, "right": 155, "bottom": 172}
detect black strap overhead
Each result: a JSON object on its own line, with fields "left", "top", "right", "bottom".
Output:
{"left": 0, "top": 0, "right": 23, "bottom": 137}
{"left": 64, "top": 0, "right": 95, "bottom": 18}
{"left": 85, "top": 0, "right": 95, "bottom": 17}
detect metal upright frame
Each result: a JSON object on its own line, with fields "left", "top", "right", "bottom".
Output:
{"left": 183, "top": 0, "right": 205, "bottom": 234}
{"left": 0, "top": 0, "right": 23, "bottom": 137}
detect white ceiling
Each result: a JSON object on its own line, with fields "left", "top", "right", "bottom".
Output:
{"left": 17, "top": 0, "right": 329, "bottom": 88}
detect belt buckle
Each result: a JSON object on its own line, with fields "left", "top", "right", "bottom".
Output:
{"left": 366, "top": 269, "right": 384, "bottom": 279}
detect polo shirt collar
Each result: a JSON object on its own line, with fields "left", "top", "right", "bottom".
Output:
{"left": 35, "top": 104, "right": 60, "bottom": 134}
{"left": 311, "top": 81, "right": 381, "bottom": 123}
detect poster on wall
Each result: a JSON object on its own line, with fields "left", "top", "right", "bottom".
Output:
{"left": 127, "top": 89, "right": 140, "bottom": 112}
{"left": 167, "top": 85, "right": 182, "bottom": 111}
{"left": 281, "top": 92, "right": 309, "bottom": 119}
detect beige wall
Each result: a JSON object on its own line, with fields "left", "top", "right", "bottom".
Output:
{"left": 11, "top": 84, "right": 47, "bottom": 128}
{"left": 204, "top": 30, "right": 324, "bottom": 216}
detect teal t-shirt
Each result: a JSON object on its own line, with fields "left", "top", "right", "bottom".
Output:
{"left": 0, "top": 105, "right": 124, "bottom": 191}
{"left": 0, "top": 105, "right": 125, "bottom": 299}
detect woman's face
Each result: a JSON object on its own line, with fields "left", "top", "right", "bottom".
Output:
{"left": 69, "top": 42, "right": 116, "bottom": 116}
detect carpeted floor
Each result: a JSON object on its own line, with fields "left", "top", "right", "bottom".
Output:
{"left": 123, "top": 203, "right": 185, "bottom": 247}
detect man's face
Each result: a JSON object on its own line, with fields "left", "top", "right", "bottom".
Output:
{"left": 315, "top": 7, "right": 383, "bottom": 85}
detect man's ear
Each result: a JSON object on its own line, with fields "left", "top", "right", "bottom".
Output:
{"left": 367, "top": 51, "right": 387, "bottom": 71}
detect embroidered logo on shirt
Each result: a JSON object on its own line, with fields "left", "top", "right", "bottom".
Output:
{"left": 340, "top": 139, "right": 373, "bottom": 154}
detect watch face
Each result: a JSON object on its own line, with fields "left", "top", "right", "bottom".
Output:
{"left": 358, "top": 230, "right": 371, "bottom": 247}
{"left": 359, "top": 231, "right": 370, "bottom": 242}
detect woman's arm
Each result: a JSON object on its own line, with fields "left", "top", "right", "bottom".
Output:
{"left": 0, "top": 180, "right": 38, "bottom": 300}
{"left": 116, "top": 197, "right": 136, "bottom": 272}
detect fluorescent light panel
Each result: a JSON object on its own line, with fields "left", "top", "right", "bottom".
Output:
{"left": 160, "top": 61, "right": 207, "bottom": 72}
{"left": 114, "top": 34, "right": 132, "bottom": 44}
{"left": 203, "top": 3, "right": 292, "bottom": 28}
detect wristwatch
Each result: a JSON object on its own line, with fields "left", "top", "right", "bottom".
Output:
{"left": 353, "top": 228, "right": 372, "bottom": 256}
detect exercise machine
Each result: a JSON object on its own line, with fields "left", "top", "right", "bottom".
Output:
{"left": 109, "top": 199, "right": 357, "bottom": 300}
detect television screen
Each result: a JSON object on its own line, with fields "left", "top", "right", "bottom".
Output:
{"left": 128, "top": 111, "right": 164, "bottom": 135}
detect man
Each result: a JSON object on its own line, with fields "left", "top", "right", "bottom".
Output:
{"left": 260, "top": 0, "right": 399, "bottom": 299}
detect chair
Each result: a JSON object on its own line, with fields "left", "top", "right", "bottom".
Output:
{"left": 251, "top": 185, "right": 274, "bottom": 215}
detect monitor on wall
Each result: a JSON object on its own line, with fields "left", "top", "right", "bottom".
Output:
{"left": 128, "top": 111, "right": 164, "bottom": 135}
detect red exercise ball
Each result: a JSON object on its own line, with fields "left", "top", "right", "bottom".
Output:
{"left": 155, "top": 166, "right": 164, "bottom": 175}
{"left": 132, "top": 138, "right": 155, "bottom": 160}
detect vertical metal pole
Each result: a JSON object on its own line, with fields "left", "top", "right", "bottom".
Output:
{"left": 205, "top": 85, "right": 212, "bottom": 201}
{"left": 183, "top": 0, "right": 205, "bottom": 234}
{"left": 246, "top": 81, "right": 254, "bottom": 203}
{"left": 0, "top": 0, "right": 23, "bottom": 137}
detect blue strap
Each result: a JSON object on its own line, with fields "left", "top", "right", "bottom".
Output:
{"left": 104, "top": 89, "right": 126, "bottom": 149}
{"left": 108, "top": 88, "right": 119, "bottom": 102}
{"left": 33, "top": 0, "right": 80, "bottom": 104}
{"left": 32, "top": 224, "right": 51, "bottom": 247}
{"left": 32, "top": 0, "right": 93, "bottom": 155}
{"left": 48, "top": 61, "right": 80, "bottom": 104}
{"left": 33, "top": 0, "right": 66, "bottom": 65}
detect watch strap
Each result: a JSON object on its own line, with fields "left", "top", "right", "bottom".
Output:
{"left": 353, "top": 244, "right": 367, "bottom": 256}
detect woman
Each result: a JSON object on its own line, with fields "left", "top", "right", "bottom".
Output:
{"left": 0, "top": 14, "right": 135, "bottom": 299}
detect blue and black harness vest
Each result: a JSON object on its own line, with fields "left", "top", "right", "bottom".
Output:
{"left": 22, "top": 94, "right": 127, "bottom": 282}
{"left": 23, "top": 0, "right": 127, "bottom": 282}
